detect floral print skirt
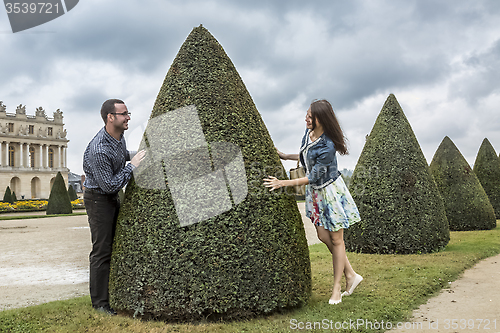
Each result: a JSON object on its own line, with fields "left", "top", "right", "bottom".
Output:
{"left": 305, "top": 176, "right": 361, "bottom": 232}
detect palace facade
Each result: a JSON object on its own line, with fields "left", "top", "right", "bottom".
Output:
{"left": 0, "top": 101, "right": 69, "bottom": 199}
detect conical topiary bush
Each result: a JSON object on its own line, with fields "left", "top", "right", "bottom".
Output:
{"left": 473, "top": 138, "right": 500, "bottom": 218}
{"left": 68, "top": 185, "right": 78, "bottom": 201}
{"left": 3, "top": 186, "right": 13, "bottom": 204}
{"left": 109, "top": 26, "right": 311, "bottom": 321}
{"left": 46, "top": 172, "right": 72, "bottom": 215}
{"left": 11, "top": 191, "right": 17, "bottom": 202}
{"left": 344, "top": 94, "right": 449, "bottom": 254}
{"left": 430, "top": 136, "right": 496, "bottom": 230}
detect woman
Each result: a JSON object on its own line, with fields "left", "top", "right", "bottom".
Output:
{"left": 264, "top": 99, "right": 362, "bottom": 305}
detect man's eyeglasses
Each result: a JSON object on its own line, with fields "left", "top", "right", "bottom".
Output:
{"left": 112, "top": 112, "right": 131, "bottom": 117}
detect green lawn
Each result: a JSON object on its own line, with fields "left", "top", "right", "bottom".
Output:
{"left": 0, "top": 211, "right": 86, "bottom": 221}
{"left": 1, "top": 224, "right": 499, "bottom": 333}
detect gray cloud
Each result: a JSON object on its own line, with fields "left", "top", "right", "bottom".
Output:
{"left": 1, "top": 0, "right": 500, "bottom": 175}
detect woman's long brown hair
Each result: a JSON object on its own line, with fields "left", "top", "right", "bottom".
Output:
{"left": 310, "top": 99, "right": 348, "bottom": 155}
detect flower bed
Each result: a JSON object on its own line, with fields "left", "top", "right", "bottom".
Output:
{"left": 0, "top": 199, "right": 85, "bottom": 213}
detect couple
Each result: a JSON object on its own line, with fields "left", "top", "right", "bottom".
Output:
{"left": 264, "top": 99, "right": 363, "bottom": 305}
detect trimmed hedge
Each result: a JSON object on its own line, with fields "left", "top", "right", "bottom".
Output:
{"left": 3, "top": 186, "right": 13, "bottom": 204}
{"left": 344, "top": 94, "right": 449, "bottom": 254}
{"left": 109, "top": 26, "right": 311, "bottom": 321}
{"left": 68, "top": 185, "right": 78, "bottom": 201}
{"left": 46, "top": 172, "right": 72, "bottom": 215}
{"left": 473, "top": 138, "right": 500, "bottom": 218}
{"left": 430, "top": 136, "right": 496, "bottom": 230}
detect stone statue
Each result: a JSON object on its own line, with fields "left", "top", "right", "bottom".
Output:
{"left": 38, "top": 127, "right": 46, "bottom": 138}
{"left": 53, "top": 109, "right": 63, "bottom": 120}
{"left": 16, "top": 104, "right": 26, "bottom": 115}
{"left": 36, "top": 107, "right": 47, "bottom": 118}
{"left": 0, "top": 101, "right": 6, "bottom": 112}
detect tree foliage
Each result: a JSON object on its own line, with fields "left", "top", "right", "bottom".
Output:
{"left": 46, "top": 172, "right": 72, "bottom": 215}
{"left": 430, "top": 136, "right": 496, "bottom": 230}
{"left": 345, "top": 94, "right": 449, "bottom": 254}
{"left": 473, "top": 138, "right": 500, "bottom": 218}
{"left": 109, "top": 26, "right": 311, "bottom": 321}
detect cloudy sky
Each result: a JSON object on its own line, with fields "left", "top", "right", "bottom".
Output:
{"left": 1, "top": 0, "right": 500, "bottom": 176}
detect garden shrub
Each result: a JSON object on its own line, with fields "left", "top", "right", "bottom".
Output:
{"left": 46, "top": 172, "right": 72, "bottom": 215}
{"left": 68, "top": 185, "right": 78, "bottom": 201}
{"left": 344, "top": 94, "right": 449, "bottom": 254}
{"left": 473, "top": 138, "right": 500, "bottom": 218}
{"left": 109, "top": 26, "right": 311, "bottom": 321}
{"left": 430, "top": 136, "right": 496, "bottom": 230}
{"left": 3, "top": 186, "right": 13, "bottom": 204}
{"left": 11, "top": 191, "right": 17, "bottom": 202}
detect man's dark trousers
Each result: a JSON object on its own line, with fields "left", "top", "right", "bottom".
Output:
{"left": 84, "top": 190, "right": 120, "bottom": 308}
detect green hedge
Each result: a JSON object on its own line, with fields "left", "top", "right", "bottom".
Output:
{"left": 430, "top": 136, "right": 496, "bottom": 230}
{"left": 3, "top": 186, "right": 13, "bottom": 204}
{"left": 473, "top": 138, "right": 500, "bottom": 218}
{"left": 68, "top": 185, "right": 78, "bottom": 201}
{"left": 109, "top": 26, "right": 311, "bottom": 321}
{"left": 46, "top": 171, "right": 72, "bottom": 215}
{"left": 345, "top": 94, "right": 449, "bottom": 254}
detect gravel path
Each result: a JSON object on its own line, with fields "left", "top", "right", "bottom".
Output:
{"left": 0, "top": 215, "right": 90, "bottom": 310}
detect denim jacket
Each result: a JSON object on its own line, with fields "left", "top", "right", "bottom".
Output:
{"left": 299, "top": 129, "right": 341, "bottom": 190}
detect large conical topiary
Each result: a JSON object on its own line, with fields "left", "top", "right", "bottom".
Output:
{"left": 430, "top": 136, "right": 496, "bottom": 230}
{"left": 3, "top": 186, "right": 13, "bottom": 204}
{"left": 473, "top": 138, "right": 500, "bottom": 218}
{"left": 344, "top": 94, "right": 449, "bottom": 254}
{"left": 109, "top": 26, "right": 311, "bottom": 321}
{"left": 46, "top": 172, "right": 72, "bottom": 215}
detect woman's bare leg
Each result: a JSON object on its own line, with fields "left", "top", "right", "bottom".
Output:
{"left": 315, "top": 225, "right": 359, "bottom": 300}
{"left": 329, "top": 229, "right": 346, "bottom": 302}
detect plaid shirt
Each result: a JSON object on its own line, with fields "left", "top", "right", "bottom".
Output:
{"left": 83, "top": 127, "right": 135, "bottom": 194}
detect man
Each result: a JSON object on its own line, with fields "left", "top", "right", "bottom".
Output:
{"left": 83, "top": 99, "right": 145, "bottom": 315}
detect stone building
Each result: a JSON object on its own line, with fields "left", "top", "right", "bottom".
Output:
{"left": 0, "top": 101, "right": 69, "bottom": 199}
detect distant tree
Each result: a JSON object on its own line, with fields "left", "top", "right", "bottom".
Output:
{"left": 473, "top": 138, "right": 500, "bottom": 218}
{"left": 430, "top": 136, "right": 496, "bottom": 230}
{"left": 46, "top": 172, "right": 72, "bottom": 215}
{"left": 3, "top": 186, "right": 13, "bottom": 204}
{"left": 68, "top": 185, "right": 78, "bottom": 201}
{"left": 345, "top": 94, "right": 449, "bottom": 254}
{"left": 341, "top": 173, "right": 352, "bottom": 187}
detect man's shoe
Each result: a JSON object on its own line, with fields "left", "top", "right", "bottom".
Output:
{"left": 94, "top": 304, "right": 117, "bottom": 316}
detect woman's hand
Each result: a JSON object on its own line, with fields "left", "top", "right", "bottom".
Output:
{"left": 276, "top": 147, "right": 287, "bottom": 160}
{"left": 264, "top": 176, "right": 283, "bottom": 191}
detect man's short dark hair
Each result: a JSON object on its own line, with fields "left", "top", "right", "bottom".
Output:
{"left": 101, "top": 99, "right": 125, "bottom": 124}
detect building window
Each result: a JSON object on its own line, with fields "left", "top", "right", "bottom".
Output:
{"left": 48, "top": 127, "right": 53, "bottom": 136}
{"left": 29, "top": 146, "right": 35, "bottom": 167}
{"left": 48, "top": 148, "right": 54, "bottom": 168}
{"left": 8, "top": 123, "right": 14, "bottom": 132}
{"left": 28, "top": 125, "right": 34, "bottom": 134}
{"left": 8, "top": 146, "right": 15, "bottom": 167}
